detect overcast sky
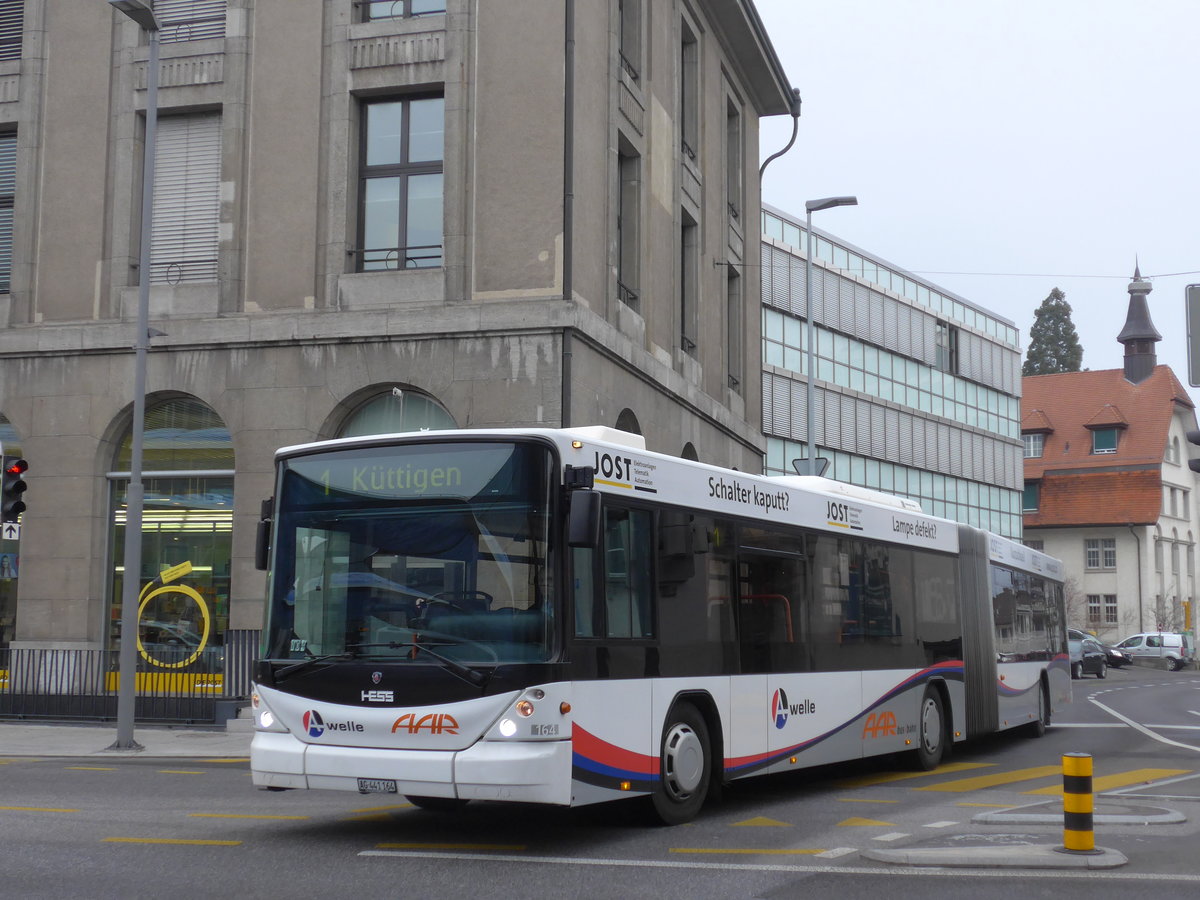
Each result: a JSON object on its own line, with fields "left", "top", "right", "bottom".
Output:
{"left": 753, "top": 0, "right": 1200, "bottom": 394}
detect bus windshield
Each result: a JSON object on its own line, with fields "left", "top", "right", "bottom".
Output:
{"left": 264, "top": 441, "right": 555, "bottom": 666}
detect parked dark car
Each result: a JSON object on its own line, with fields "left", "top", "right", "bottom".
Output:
{"left": 1069, "top": 637, "right": 1107, "bottom": 679}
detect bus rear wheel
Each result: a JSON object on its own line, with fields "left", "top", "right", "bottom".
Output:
{"left": 649, "top": 702, "right": 711, "bottom": 826}
{"left": 910, "top": 687, "right": 946, "bottom": 771}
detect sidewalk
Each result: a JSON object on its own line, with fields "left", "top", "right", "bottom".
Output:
{"left": 0, "top": 721, "right": 253, "bottom": 758}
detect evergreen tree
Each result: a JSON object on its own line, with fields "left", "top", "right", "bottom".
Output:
{"left": 1023, "top": 287, "right": 1084, "bottom": 375}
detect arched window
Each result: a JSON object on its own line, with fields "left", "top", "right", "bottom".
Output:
{"left": 339, "top": 389, "right": 455, "bottom": 437}
{"left": 615, "top": 408, "right": 641, "bottom": 436}
{"left": 681, "top": 442, "right": 698, "bottom": 461}
{"left": 109, "top": 398, "right": 233, "bottom": 664}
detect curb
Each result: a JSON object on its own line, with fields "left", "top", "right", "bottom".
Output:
{"left": 863, "top": 843, "right": 1128, "bottom": 869}
{"left": 973, "top": 799, "right": 1186, "bottom": 826}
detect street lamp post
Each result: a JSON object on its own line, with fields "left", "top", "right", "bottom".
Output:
{"left": 803, "top": 196, "right": 857, "bottom": 475}
{"left": 109, "top": 0, "right": 160, "bottom": 751}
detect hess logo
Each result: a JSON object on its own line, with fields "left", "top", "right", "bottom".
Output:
{"left": 392, "top": 713, "right": 460, "bottom": 735}
{"left": 770, "top": 688, "right": 816, "bottom": 729}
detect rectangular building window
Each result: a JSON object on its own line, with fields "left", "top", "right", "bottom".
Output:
{"left": 680, "top": 209, "right": 698, "bottom": 355}
{"left": 1092, "top": 428, "right": 1118, "bottom": 454}
{"left": 151, "top": 113, "right": 220, "bottom": 284}
{"left": 1086, "top": 594, "right": 1101, "bottom": 625}
{"left": 0, "top": 0, "right": 22, "bottom": 61}
{"left": 360, "top": 95, "right": 444, "bottom": 270}
{"left": 1022, "top": 481, "right": 1039, "bottom": 512}
{"left": 157, "top": 0, "right": 226, "bottom": 44}
{"left": 0, "top": 132, "right": 13, "bottom": 293}
{"left": 1085, "top": 537, "right": 1116, "bottom": 570}
{"left": 618, "top": 0, "right": 641, "bottom": 81}
{"left": 1024, "top": 539, "right": 1044, "bottom": 551}
{"left": 727, "top": 266, "right": 742, "bottom": 392}
{"left": 1022, "top": 433, "right": 1044, "bottom": 458}
{"left": 617, "top": 142, "right": 640, "bottom": 310}
{"left": 1104, "top": 594, "right": 1118, "bottom": 625}
{"left": 725, "top": 99, "right": 742, "bottom": 223}
{"left": 679, "top": 18, "right": 698, "bottom": 162}
{"left": 361, "top": 0, "right": 446, "bottom": 21}
{"left": 935, "top": 321, "right": 958, "bottom": 374}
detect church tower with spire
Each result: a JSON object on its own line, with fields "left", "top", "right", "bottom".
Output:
{"left": 1117, "top": 263, "right": 1162, "bottom": 384}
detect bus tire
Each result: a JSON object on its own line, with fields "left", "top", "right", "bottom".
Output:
{"left": 1025, "top": 681, "right": 1049, "bottom": 738}
{"left": 910, "top": 686, "right": 946, "bottom": 771}
{"left": 649, "top": 702, "right": 711, "bottom": 826}
{"left": 405, "top": 795, "right": 469, "bottom": 812}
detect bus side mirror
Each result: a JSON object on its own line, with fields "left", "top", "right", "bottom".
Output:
{"left": 255, "top": 497, "right": 273, "bottom": 571}
{"left": 567, "top": 489, "right": 601, "bottom": 548}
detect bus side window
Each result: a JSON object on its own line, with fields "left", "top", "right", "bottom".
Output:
{"left": 603, "top": 506, "right": 654, "bottom": 639}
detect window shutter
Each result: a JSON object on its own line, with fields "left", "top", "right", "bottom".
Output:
{"left": 151, "top": 114, "right": 221, "bottom": 284}
{"left": 0, "top": 133, "right": 14, "bottom": 293}
{"left": 0, "top": 0, "right": 22, "bottom": 61}
{"left": 157, "top": 0, "right": 226, "bottom": 44}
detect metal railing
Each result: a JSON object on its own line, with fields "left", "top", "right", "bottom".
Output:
{"left": 0, "top": 631, "right": 259, "bottom": 724}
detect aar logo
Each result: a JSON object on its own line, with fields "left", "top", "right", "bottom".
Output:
{"left": 302, "top": 710, "right": 325, "bottom": 738}
{"left": 771, "top": 688, "right": 789, "bottom": 729}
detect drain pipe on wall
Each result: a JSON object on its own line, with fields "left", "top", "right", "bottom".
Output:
{"left": 758, "top": 88, "right": 802, "bottom": 180}
{"left": 560, "top": 0, "right": 575, "bottom": 428}
{"left": 1128, "top": 524, "right": 1144, "bottom": 632}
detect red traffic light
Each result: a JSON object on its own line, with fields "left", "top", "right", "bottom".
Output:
{"left": 4, "top": 458, "right": 27, "bottom": 477}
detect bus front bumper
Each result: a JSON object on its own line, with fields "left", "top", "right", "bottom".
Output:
{"left": 252, "top": 731, "right": 573, "bottom": 805}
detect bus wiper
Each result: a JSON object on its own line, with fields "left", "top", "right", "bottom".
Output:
{"left": 274, "top": 651, "right": 354, "bottom": 680}
{"left": 354, "top": 639, "right": 490, "bottom": 688}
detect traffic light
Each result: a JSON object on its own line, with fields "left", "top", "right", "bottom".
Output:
{"left": 1188, "top": 430, "right": 1200, "bottom": 474}
{"left": 1, "top": 456, "right": 27, "bottom": 522}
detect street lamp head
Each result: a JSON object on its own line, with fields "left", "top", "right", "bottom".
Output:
{"left": 805, "top": 196, "right": 858, "bottom": 213}
{"left": 109, "top": 0, "right": 159, "bottom": 32}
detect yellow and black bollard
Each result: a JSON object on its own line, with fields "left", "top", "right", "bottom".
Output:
{"left": 1061, "top": 752, "right": 1098, "bottom": 853}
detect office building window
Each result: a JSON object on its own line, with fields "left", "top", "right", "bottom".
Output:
{"left": 0, "top": 132, "right": 13, "bottom": 293}
{"left": 0, "top": 0, "right": 22, "bottom": 61}
{"left": 617, "top": 142, "right": 640, "bottom": 310}
{"left": 727, "top": 266, "right": 743, "bottom": 392}
{"left": 157, "top": 0, "right": 226, "bottom": 44}
{"left": 1022, "top": 433, "right": 1044, "bottom": 458}
{"left": 360, "top": 0, "right": 446, "bottom": 21}
{"left": 679, "top": 18, "right": 698, "bottom": 162}
{"left": 359, "top": 95, "right": 444, "bottom": 270}
{"left": 1092, "top": 428, "right": 1118, "bottom": 454}
{"left": 1085, "top": 537, "right": 1116, "bottom": 570}
{"left": 151, "top": 114, "right": 221, "bottom": 284}
{"left": 1025, "top": 539, "right": 1044, "bottom": 552}
{"left": 935, "top": 320, "right": 958, "bottom": 374}
{"left": 725, "top": 99, "right": 742, "bottom": 223}
{"left": 618, "top": 0, "right": 641, "bottom": 81}
{"left": 339, "top": 390, "right": 455, "bottom": 437}
{"left": 680, "top": 209, "right": 698, "bottom": 355}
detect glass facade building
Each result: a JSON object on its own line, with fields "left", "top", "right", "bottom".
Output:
{"left": 761, "top": 206, "right": 1024, "bottom": 538}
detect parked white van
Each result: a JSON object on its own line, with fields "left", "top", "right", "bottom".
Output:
{"left": 1114, "top": 632, "right": 1195, "bottom": 671}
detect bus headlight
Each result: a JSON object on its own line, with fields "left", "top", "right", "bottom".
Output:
{"left": 253, "top": 694, "right": 288, "bottom": 733}
{"left": 498, "top": 718, "right": 518, "bottom": 737}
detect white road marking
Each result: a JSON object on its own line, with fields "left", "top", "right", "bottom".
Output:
{"left": 1088, "top": 696, "right": 1200, "bottom": 752}
{"left": 815, "top": 847, "right": 857, "bottom": 859}
{"left": 923, "top": 821, "right": 957, "bottom": 828}
{"left": 872, "top": 832, "right": 909, "bottom": 842}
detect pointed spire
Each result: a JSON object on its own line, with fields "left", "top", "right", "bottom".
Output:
{"left": 1118, "top": 261, "right": 1159, "bottom": 383}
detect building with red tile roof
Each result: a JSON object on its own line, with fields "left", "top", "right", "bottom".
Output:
{"left": 1022, "top": 269, "right": 1197, "bottom": 640}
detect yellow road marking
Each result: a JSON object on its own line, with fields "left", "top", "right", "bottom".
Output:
{"left": 957, "top": 802, "right": 1016, "bottom": 808}
{"left": 837, "top": 817, "right": 895, "bottom": 827}
{"left": 376, "top": 842, "right": 526, "bottom": 851}
{"left": 733, "top": 816, "right": 791, "bottom": 827}
{"left": 667, "top": 854, "right": 825, "bottom": 859}
{"left": 835, "top": 761, "right": 992, "bottom": 787}
{"left": 915, "top": 765, "right": 1062, "bottom": 792}
{"left": 1025, "top": 768, "right": 1191, "bottom": 795}
{"left": 0, "top": 806, "right": 79, "bottom": 813}
{"left": 104, "top": 838, "right": 241, "bottom": 846}
{"left": 353, "top": 804, "right": 414, "bottom": 813}
{"left": 189, "top": 813, "right": 310, "bottom": 820}
{"left": 158, "top": 770, "right": 205, "bottom": 775}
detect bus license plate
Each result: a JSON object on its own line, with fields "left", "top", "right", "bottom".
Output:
{"left": 357, "top": 778, "right": 398, "bottom": 794}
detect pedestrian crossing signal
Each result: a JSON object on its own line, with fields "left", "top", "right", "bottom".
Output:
{"left": 2, "top": 456, "right": 27, "bottom": 522}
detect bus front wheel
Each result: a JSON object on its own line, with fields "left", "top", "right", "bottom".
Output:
{"left": 910, "top": 687, "right": 946, "bottom": 771}
{"left": 649, "top": 702, "right": 711, "bottom": 826}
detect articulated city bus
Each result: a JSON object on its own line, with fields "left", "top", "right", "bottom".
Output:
{"left": 250, "top": 427, "right": 1067, "bottom": 824}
